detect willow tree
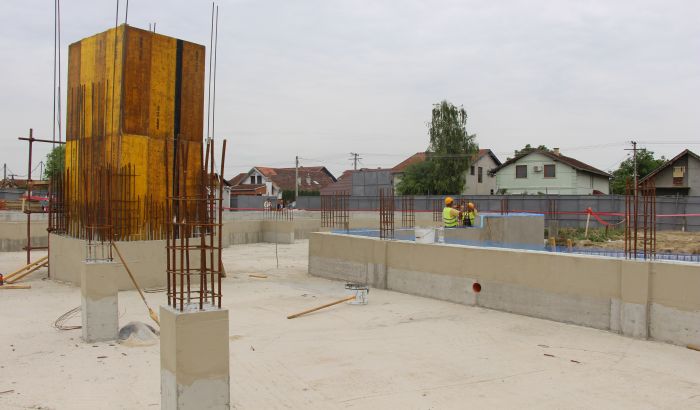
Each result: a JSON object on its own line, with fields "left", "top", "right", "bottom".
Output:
{"left": 428, "top": 100, "right": 478, "bottom": 194}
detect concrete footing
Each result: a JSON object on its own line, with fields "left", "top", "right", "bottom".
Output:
{"left": 81, "top": 261, "right": 119, "bottom": 343}
{"left": 50, "top": 233, "right": 167, "bottom": 290}
{"left": 160, "top": 306, "right": 230, "bottom": 410}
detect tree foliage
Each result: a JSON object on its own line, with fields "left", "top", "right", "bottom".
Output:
{"left": 514, "top": 144, "right": 549, "bottom": 157}
{"left": 282, "top": 189, "right": 319, "bottom": 203}
{"left": 397, "top": 100, "right": 478, "bottom": 195}
{"left": 395, "top": 160, "right": 437, "bottom": 195}
{"left": 44, "top": 145, "right": 65, "bottom": 180}
{"left": 610, "top": 150, "right": 665, "bottom": 194}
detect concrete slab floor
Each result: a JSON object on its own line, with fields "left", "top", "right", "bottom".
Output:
{"left": 1, "top": 241, "right": 700, "bottom": 409}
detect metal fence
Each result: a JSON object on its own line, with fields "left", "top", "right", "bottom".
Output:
{"left": 296, "top": 194, "right": 700, "bottom": 231}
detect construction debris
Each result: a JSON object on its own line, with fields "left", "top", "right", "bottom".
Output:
{"left": 118, "top": 322, "right": 159, "bottom": 347}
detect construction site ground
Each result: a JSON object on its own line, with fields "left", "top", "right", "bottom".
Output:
{"left": 2, "top": 241, "right": 700, "bottom": 409}
{"left": 577, "top": 230, "right": 700, "bottom": 254}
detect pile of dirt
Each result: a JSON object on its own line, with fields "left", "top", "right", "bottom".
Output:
{"left": 118, "top": 321, "right": 159, "bottom": 346}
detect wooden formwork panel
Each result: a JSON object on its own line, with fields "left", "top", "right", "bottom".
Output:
{"left": 64, "top": 24, "right": 205, "bottom": 237}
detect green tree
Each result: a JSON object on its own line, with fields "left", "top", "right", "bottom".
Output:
{"left": 428, "top": 101, "right": 478, "bottom": 194}
{"left": 396, "top": 160, "right": 437, "bottom": 195}
{"left": 397, "top": 101, "right": 478, "bottom": 195}
{"left": 44, "top": 145, "right": 65, "bottom": 179}
{"left": 610, "top": 150, "right": 665, "bottom": 194}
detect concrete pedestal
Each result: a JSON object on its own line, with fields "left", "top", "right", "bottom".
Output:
{"left": 81, "top": 261, "right": 119, "bottom": 342}
{"left": 160, "top": 306, "right": 230, "bottom": 410}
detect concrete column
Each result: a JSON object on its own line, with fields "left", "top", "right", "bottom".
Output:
{"left": 81, "top": 261, "right": 119, "bottom": 343}
{"left": 160, "top": 306, "right": 230, "bottom": 410}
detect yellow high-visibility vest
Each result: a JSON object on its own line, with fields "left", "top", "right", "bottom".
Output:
{"left": 467, "top": 210, "right": 477, "bottom": 226}
{"left": 443, "top": 207, "right": 458, "bottom": 227}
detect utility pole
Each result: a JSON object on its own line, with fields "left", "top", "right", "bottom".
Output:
{"left": 295, "top": 155, "right": 299, "bottom": 201}
{"left": 632, "top": 140, "right": 637, "bottom": 197}
{"left": 624, "top": 140, "right": 638, "bottom": 196}
{"left": 349, "top": 152, "right": 362, "bottom": 170}
{"left": 3, "top": 163, "right": 6, "bottom": 181}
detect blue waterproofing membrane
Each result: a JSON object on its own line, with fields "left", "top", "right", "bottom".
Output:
{"left": 332, "top": 228, "right": 700, "bottom": 264}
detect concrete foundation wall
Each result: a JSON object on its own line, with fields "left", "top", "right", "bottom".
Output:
{"left": 308, "top": 232, "right": 700, "bottom": 346}
{"left": 49, "top": 233, "right": 166, "bottom": 290}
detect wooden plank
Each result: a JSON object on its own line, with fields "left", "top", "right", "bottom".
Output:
{"left": 67, "top": 42, "right": 81, "bottom": 141}
{"left": 3, "top": 256, "right": 48, "bottom": 281}
{"left": 287, "top": 295, "right": 356, "bottom": 319}
{"left": 179, "top": 41, "right": 205, "bottom": 142}
{"left": 6, "top": 262, "right": 48, "bottom": 284}
{"left": 0, "top": 285, "right": 31, "bottom": 290}
{"left": 123, "top": 26, "right": 152, "bottom": 136}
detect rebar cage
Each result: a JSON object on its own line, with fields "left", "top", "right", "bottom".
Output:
{"left": 625, "top": 178, "right": 656, "bottom": 260}
{"left": 379, "top": 188, "right": 395, "bottom": 240}
{"left": 321, "top": 191, "right": 349, "bottom": 230}
{"left": 165, "top": 138, "right": 227, "bottom": 311}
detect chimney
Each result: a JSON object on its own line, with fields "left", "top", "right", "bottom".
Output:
{"left": 553, "top": 147, "right": 560, "bottom": 156}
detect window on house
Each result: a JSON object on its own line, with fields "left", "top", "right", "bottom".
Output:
{"left": 478, "top": 167, "right": 483, "bottom": 183}
{"left": 544, "top": 164, "right": 556, "bottom": 178}
{"left": 257, "top": 175, "right": 262, "bottom": 184}
{"left": 516, "top": 165, "right": 527, "bottom": 179}
{"left": 470, "top": 166, "right": 475, "bottom": 176}
{"left": 250, "top": 176, "right": 255, "bottom": 184}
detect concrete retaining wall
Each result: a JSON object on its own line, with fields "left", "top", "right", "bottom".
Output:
{"left": 308, "top": 232, "right": 700, "bottom": 346}
{"left": 0, "top": 219, "right": 48, "bottom": 251}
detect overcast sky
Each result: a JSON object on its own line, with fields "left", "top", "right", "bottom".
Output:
{"left": 1, "top": 0, "right": 698, "bottom": 180}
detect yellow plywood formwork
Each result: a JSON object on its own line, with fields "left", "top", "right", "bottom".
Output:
{"left": 64, "top": 24, "right": 205, "bottom": 240}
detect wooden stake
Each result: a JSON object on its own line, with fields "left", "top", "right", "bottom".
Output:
{"left": 287, "top": 295, "right": 356, "bottom": 319}
{"left": 249, "top": 274, "right": 267, "bottom": 279}
{"left": 111, "top": 241, "right": 160, "bottom": 327}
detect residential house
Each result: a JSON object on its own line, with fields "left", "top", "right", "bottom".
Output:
{"left": 639, "top": 149, "right": 700, "bottom": 196}
{"left": 390, "top": 149, "right": 501, "bottom": 195}
{"left": 493, "top": 148, "right": 610, "bottom": 195}
{"left": 464, "top": 149, "right": 501, "bottom": 195}
{"left": 228, "top": 166, "right": 336, "bottom": 197}
{"left": 320, "top": 170, "right": 354, "bottom": 195}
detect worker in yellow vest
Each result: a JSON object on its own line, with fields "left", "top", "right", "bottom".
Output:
{"left": 465, "top": 202, "right": 478, "bottom": 227}
{"left": 442, "top": 197, "right": 461, "bottom": 228}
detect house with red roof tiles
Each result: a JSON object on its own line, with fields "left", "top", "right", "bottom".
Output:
{"left": 228, "top": 166, "right": 336, "bottom": 197}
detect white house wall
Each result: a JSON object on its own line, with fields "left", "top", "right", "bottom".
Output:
{"left": 464, "top": 155, "right": 499, "bottom": 195}
{"left": 496, "top": 152, "right": 579, "bottom": 194}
